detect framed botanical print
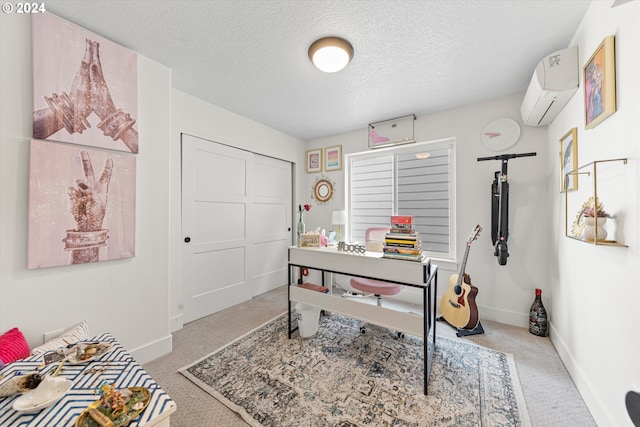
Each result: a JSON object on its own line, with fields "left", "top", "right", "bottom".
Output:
{"left": 559, "top": 128, "right": 578, "bottom": 192}
{"left": 306, "top": 149, "right": 322, "bottom": 173}
{"left": 584, "top": 35, "right": 616, "bottom": 129}
{"left": 324, "top": 145, "right": 342, "bottom": 171}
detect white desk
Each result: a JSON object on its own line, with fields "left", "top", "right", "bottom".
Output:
{"left": 287, "top": 246, "right": 437, "bottom": 395}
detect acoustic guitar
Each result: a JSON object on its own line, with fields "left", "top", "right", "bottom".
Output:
{"left": 440, "top": 225, "right": 482, "bottom": 329}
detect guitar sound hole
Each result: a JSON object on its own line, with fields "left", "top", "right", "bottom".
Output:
{"left": 454, "top": 285, "right": 462, "bottom": 295}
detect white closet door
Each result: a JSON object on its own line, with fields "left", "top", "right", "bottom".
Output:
{"left": 249, "top": 154, "right": 292, "bottom": 296}
{"left": 181, "top": 134, "right": 291, "bottom": 324}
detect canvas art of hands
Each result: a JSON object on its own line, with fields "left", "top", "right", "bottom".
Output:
{"left": 33, "top": 39, "right": 138, "bottom": 153}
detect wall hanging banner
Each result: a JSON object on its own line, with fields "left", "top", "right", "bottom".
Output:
{"left": 368, "top": 114, "right": 416, "bottom": 149}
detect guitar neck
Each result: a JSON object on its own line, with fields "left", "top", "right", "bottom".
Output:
{"left": 455, "top": 225, "right": 481, "bottom": 287}
{"left": 456, "top": 242, "right": 472, "bottom": 286}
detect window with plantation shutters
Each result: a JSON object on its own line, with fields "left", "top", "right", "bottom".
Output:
{"left": 346, "top": 139, "right": 455, "bottom": 260}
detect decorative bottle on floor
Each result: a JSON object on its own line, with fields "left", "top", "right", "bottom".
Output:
{"left": 529, "top": 288, "right": 548, "bottom": 337}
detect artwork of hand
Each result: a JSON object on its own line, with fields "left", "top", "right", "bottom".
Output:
{"left": 69, "top": 39, "right": 93, "bottom": 134}
{"left": 67, "top": 150, "right": 113, "bottom": 232}
{"left": 62, "top": 150, "right": 114, "bottom": 264}
{"left": 89, "top": 40, "right": 116, "bottom": 121}
{"left": 33, "top": 39, "right": 138, "bottom": 153}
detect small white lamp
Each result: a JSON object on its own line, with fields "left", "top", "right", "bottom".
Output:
{"left": 331, "top": 210, "right": 347, "bottom": 242}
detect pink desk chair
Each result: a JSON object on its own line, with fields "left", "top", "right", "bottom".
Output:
{"left": 349, "top": 227, "right": 404, "bottom": 334}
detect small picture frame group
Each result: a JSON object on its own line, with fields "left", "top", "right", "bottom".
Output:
{"left": 558, "top": 36, "right": 617, "bottom": 192}
{"left": 306, "top": 145, "right": 342, "bottom": 173}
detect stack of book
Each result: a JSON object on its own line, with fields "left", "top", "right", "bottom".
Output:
{"left": 382, "top": 216, "right": 426, "bottom": 262}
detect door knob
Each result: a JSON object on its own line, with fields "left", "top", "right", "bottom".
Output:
{"left": 184, "top": 237, "right": 191, "bottom": 243}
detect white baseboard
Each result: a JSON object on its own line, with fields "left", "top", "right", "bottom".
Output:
{"left": 476, "top": 304, "right": 528, "bottom": 328}
{"left": 549, "top": 322, "right": 614, "bottom": 426}
{"left": 129, "top": 334, "right": 173, "bottom": 365}
{"left": 170, "top": 313, "right": 183, "bottom": 333}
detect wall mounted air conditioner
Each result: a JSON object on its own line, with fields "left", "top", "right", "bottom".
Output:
{"left": 520, "top": 46, "right": 579, "bottom": 126}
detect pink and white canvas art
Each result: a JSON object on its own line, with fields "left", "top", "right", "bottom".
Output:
{"left": 28, "top": 139, "right": 136, "bottom": 269}
{"left": 32, "top": 13, "right": 139, "bottom": 153}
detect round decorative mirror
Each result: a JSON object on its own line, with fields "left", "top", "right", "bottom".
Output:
{"left": 313, "top": 179, "right": 334, "bottom": 203}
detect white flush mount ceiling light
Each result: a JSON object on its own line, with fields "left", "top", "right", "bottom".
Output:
{"left": 308, "top": 37, "right": 354, "bottom": 73}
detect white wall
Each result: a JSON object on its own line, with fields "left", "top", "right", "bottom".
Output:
{"left": 169, "top": 90, "right": 305, "bottom": 331}
{"left": 305, "top": 93, "right": 550, "bottom": 326}
{"left": 0, "top": 14, "right": 307, "bottom": 362}
{"left": 548, "top": 2, "right": 640, "bottom": 426}
{"left": 0, "top": 14, "right": 172, "bottom": 363}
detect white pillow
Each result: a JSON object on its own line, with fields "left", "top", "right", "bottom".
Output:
{"left": 31, "top": 321, "right": 89, "bottom": 355}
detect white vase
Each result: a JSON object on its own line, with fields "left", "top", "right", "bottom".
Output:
{"left": 582, "top": 217, "right": 607, "bottom": 241}
{"left": 297, "top": 212, "right": 305, "bottom": 247}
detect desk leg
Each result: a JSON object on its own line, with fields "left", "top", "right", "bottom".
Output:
{"left": 432, "top": 268, "right": 438, "bottom": 345}
{"left": 288, "top": 265, "right": 292, "bottom": 339}
{"left": 423, "top": 286, "right": 427, "bottom": 395}
{"left": 422, "top": 265, "right": 438, "bottom": 395}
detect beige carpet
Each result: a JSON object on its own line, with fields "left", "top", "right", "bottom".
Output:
{"left": 143, "top": 286, "right": 596, "bottom": 426}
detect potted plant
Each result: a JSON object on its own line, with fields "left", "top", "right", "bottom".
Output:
{"left": 583, "top": 199, "right": 610, "bottom": 222}
{"left": 581, "top": 198, "right": 610, "bottom": 241}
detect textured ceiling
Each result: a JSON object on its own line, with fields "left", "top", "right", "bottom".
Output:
{"left": 45, "top": 0, "right": 591, "bottom": 141}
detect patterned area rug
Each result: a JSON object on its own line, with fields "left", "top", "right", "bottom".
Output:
{"left": 180, "top": 313, "right": 531, "bottom": 426}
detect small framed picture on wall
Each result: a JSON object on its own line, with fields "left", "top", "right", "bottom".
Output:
{"left": 324, "top": 145, "right": 342, "bottom": 171}
{"left": 584, "top": 35, "right": 616, "bottom": 129}
{"left": 306, "top": 149, "right": 322, "bottom": 173}
{"left": 559, "top": 128, "right": 578, "bottom": 192}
